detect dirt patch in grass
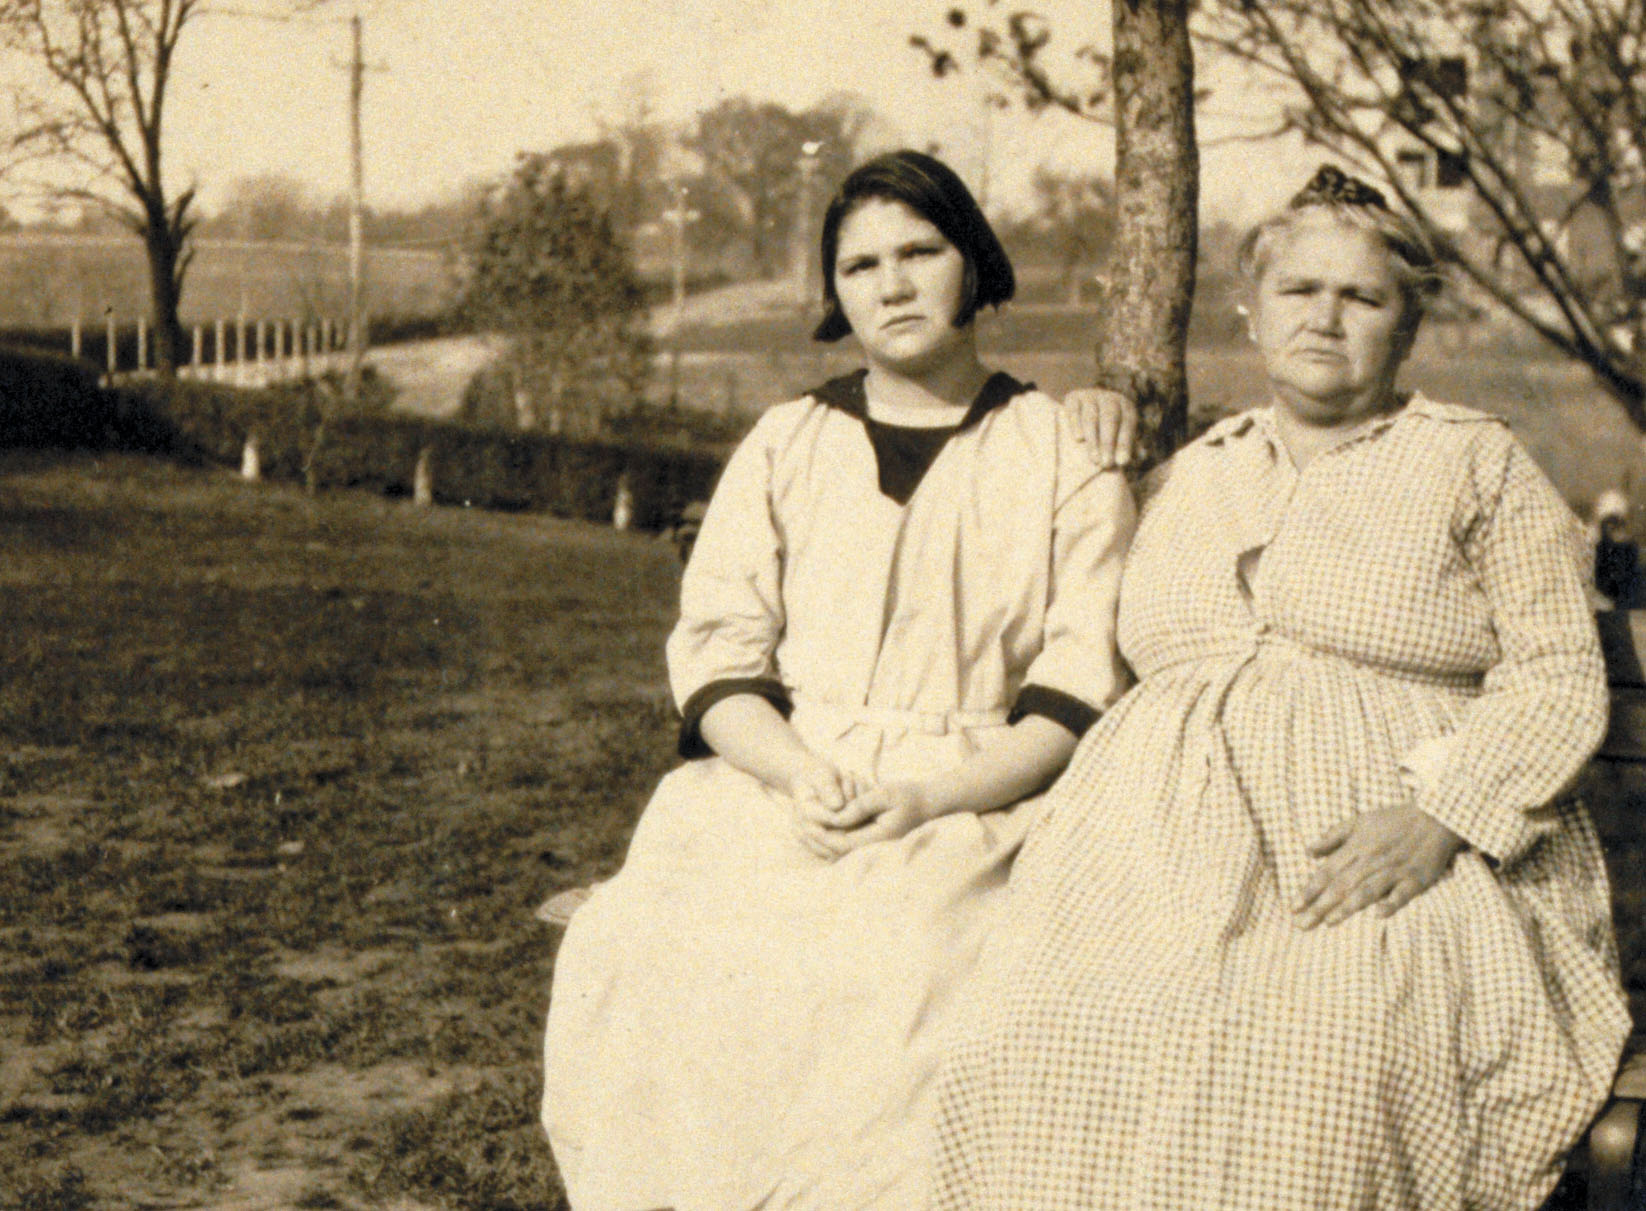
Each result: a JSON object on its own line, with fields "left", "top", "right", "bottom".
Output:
{"left": 0, "top": 453, "right": 669, "bottom": 1209}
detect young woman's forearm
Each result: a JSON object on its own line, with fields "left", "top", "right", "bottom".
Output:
{"left": 698, "top": 694, "right": 826, "bottom": 797}
{"left": 920, "top": 716, "right": 1078, "bottom": 818}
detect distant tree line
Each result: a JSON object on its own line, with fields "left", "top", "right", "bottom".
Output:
{"left": 186, "top": 176, "right": 487, "bottom": 251}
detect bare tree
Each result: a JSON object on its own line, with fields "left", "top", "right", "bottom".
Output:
{"left": 683, "top": 98, "right": 868, "bottom": 280}
{"left": 1198, "top": 0, "right": 1646, "bottom": 426}
{"left": 0, "top": 0, "right": 207, "bottom": 372}
{"left": 212, "top": 173, "right": 322, "bottom": 243}
{"left": 916, "top": 2, "right": 1198, "bottom": 462}
{"left": 1023, "top": 166, "right": 1115, "bottom": 304}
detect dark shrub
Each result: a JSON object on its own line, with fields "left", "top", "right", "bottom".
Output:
{"left": 0, "top": 347, "right": 114, "bottom": 448}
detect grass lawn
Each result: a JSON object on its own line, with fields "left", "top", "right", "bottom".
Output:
{"left": 2, "top": 446, "right": 1644, "bottom": 1211}
{"left": 0, "top": 452, "right": 685, "bottom": 1210}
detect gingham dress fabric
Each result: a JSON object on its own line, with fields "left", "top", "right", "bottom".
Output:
{"left": 931, "top": 398, "right": 1632, "bottom": 1211}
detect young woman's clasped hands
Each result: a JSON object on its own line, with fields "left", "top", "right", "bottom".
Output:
{"left": 775, "top": 713, "right": 1086, "bottom": 859}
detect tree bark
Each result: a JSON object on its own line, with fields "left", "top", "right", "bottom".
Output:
{"left": 142, "top": 212, "right": 186, "bottom": 375}
{"left": 1097, "top": 0, "right": 1199, "bottom": 465}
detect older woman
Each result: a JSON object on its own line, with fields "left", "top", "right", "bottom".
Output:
{"left": 931, "top": 166, "right": 1631, "bottom": 1210}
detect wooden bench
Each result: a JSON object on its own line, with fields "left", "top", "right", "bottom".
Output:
{"left": 538, "top": 611, "right": 1646, "bottom": 1208}
{"left": 1562, "top": 610, "right": 1646, "bottom": 1211}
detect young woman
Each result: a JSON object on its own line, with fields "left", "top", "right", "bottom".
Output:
{"left": 540, "top": 149, "right": 1136, "bottom": 1211}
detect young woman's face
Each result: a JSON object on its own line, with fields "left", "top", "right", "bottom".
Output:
{"left": 832, "top": 197, "right": 971, "bottom": 377}
{"left": 1253, "top": 219, "right": 1413, "bottom": 428}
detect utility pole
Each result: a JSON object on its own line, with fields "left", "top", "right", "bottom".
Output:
{"left": 345, "top": 8, "right": 366, "bottom": 406}
{"left": 670, "top": 182, "right": 688, "bottom": 330}
{"left": 662, "top": 182, "right": 698, "bottom": 333}
{"left": 977, "top": 90, "right": 1006, "bottom": 214}
{"left": 793, "top": 141, "right": 823, "bottom": 305}
{"left": 661, "top": 181, "right": 698, "bottom": 405}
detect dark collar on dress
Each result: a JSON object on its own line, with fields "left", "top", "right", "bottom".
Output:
{"left": 807, "top": 368, "right": 1032, "bottom": 431}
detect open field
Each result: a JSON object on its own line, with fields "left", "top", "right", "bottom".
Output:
{"left": 650, "top": 324, "right": 1646, "bottom": 518}
{"left": 0, "top": 449, "right": 1643, "bottom": 1210}
{"left": 0, "top": 453, "right": 689, "bottom": 1210}
{"left": 0, "top": 234, "right": 456, "bottom": 331}
{"left": 639, "top": 277, "right": 1646, "bottom": 515}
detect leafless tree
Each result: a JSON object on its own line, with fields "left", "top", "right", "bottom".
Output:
{"left": 915, "top": 1, "right": 1199, "bottom": 463}
{"left": 1022, "top": 167, "right": 1115, "bottom": 304}
{"left": 1198, "top": 0, "right": 1646, "bottom": 426}
{"left": 683, "top": 97, "right": 871, "bottom": 280}
{"left": 0, "top": 0, "right": 207, "bottom": 371}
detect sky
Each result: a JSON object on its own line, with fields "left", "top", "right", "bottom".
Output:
{"left": 7, "top": 0, "right": 1326, "bottom": 226}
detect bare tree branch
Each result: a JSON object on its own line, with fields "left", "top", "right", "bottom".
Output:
{"left": 1200, "top": 0, "right": 1646, "bottom": 422}
{"left": 0, "top": 0, "right": 207, "bottom": 370}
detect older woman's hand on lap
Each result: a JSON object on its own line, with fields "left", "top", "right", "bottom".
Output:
{"left": 1296, "top": 804, "right": 1465, "bottom": 929}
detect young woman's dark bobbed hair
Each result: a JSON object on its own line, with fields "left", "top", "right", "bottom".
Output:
{"left": 813, "top": 149, "right": 1015, "bottom": 343}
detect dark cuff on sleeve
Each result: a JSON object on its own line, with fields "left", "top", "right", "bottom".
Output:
{"left": 1009, "top": 684, "right": 1100, "bottom": 738}
{"left": 678, "top": 677, "right": 793, "bottom": 759}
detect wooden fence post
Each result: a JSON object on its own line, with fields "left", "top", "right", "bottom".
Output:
{"left": 192, "top": 325, "right": 204, "bottom": 371}
{"left": 240, "top": 435, "right": 261, "bottom": 482}
{"left": 613, "top": 472, "right": 634, "bottom": 531}
{"left": 214, "top": 317, "right": 227, "bottom": 382}
{"left": 106, "top": 312, "right": 116, "bottom": 378}
{"left": 136, "top": 315, "right": 147, "bottom": 373}
{"left": 721, "top": 368, "right": 739, "bottom": 416}
{"left": 70, "top": 318, "right": 82, "bottom": 361}
{"left": 413, "top": 446, "right": 434, "bottom": 507}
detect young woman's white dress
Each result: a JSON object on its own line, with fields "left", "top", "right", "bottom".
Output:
{"left": 541, "top": 373, "right": 1134, "bottom": 1211}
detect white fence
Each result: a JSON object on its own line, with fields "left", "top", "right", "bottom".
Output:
{"left": 88, "top": 313, "right": 352, "bottom": 387}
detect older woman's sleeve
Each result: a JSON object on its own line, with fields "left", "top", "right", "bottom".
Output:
{"left": 1412, "top": 434, "right": 1608, "bottom": 866}
{"left": 1009, "top": 452, "right": 1137, "bottom": 738}
{"left": 664, "top": 413, "right": 791, "bottom": 758}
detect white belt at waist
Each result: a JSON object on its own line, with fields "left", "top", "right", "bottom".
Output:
{"left": 790, "top": 696, "right": 1012, "bottom": 736}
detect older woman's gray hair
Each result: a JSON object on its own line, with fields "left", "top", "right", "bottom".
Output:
{"left": 1238, "top": 165, "right": 1445, "bottom": 333}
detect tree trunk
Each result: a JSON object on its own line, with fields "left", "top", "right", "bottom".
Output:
{"left": 142, "top": 214, "right": 186, "bottom": 376}
{"left": 1097, "top": 0, "right": 1199, "bottom": 466}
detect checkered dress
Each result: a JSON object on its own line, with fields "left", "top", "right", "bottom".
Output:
{"left": 932, "top": 398, "right": 1632, "bottom": 1210}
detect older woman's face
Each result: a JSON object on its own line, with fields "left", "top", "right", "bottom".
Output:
{"left": 1253, "top": 220, "right": 1411, "bottom": 427}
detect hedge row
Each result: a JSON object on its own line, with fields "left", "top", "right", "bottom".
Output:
{"left": 115, "top": 376, "right": 726, "bottom": 530}
{"left": 0, "top": 343, "right": 730, "bottom": 529}
{"left": 457, "top": 360, "right": 748, "bottom": 449}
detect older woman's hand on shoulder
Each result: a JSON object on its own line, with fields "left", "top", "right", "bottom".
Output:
{"left": 1063, "top": 387, "right": 1138, "bottom": 469}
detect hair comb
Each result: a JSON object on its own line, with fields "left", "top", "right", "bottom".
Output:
{"left": 1289, "top": 164, "right": 1389, "bottom": 211}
